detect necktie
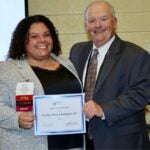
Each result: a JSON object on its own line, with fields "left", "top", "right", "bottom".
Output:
{"left": 85, "top": 49, "right": 99, "bottom": 101}
{"left": 85, "top": 49, "right": 99, "bottom": 140}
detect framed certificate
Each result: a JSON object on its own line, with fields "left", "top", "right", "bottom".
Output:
{"left": 33, "top": 93, "right": 86, "bottom": 135}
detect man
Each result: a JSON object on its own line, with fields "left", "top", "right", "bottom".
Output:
{"left": 70, "top": 0, "right": 150, "bottom": 149}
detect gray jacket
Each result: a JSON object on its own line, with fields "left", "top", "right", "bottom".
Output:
{"left": 0, "top": 53, "right": 82, "bottom": 150}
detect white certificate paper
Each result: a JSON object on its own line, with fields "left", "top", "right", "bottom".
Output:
{"left": 33, "top": 93, "right": 86, "bottom": 135}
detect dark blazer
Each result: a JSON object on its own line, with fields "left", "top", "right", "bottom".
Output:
{"left": 70, "top": 35, "right": 150, "bottom": 149}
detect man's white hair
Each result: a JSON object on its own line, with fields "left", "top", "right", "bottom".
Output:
{"left": 84, "top": 0, "right": 116, "bottom": 23}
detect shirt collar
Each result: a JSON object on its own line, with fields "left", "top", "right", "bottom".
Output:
{"left": 92, "top": 35, "right": 115, "bottom": 56}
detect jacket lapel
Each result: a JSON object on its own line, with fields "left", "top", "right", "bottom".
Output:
{"left": 94, "top": 36, "right": 122, "bottom": 94}
{"left": 78, "top": 42, "right": 93, "bottom": 80}
{"left": 16, "top": 59, "right": 44, "bottom": 94}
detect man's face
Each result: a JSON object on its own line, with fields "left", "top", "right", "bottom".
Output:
{"left": 85, "top": 2, "right": 117, "bottom": 48}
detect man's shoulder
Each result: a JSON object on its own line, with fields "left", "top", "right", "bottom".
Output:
{"left": 71, "top": 41, "right": 92, "bottom": 49}
{"left": 121, "top": 40, "right": 149, "bottom": 56}
{"left": 114, "top": 35, "right": 149, "bottom": 56}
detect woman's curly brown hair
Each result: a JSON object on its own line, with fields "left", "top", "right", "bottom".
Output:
{"left": 7, "top": 15, "right": 61, "bottom": 59}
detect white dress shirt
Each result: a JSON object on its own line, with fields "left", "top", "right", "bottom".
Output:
{"left": 83, "top": 35, "right": 115, "bottom": 86}
{"left": 83, "top": 36, "right": 115, "bottom": 120}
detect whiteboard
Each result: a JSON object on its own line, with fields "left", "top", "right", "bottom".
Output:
{"left": 0, "top": 0, "right": 27, "bottom": 60}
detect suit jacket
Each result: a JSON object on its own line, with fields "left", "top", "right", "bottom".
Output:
{"left": 70, "top": 35, "right": 150, "bottom": 149}
{"left": 0, "top": 53, "right": 82, "bottom": 150}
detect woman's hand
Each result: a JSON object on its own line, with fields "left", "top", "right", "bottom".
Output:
{"left": 18, "top": 112, "right": 34, "bottom": 129}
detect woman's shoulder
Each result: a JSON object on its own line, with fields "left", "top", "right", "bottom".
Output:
{"left": 51, "top": 53, "right": 71, "bottom": 65}
{"left": 51, "top": 53, "right": 77, "bottom": 73}
{"left": 57, "top": 55, "right": 75, "bottom": 70}
{"left": 0, "top": 59, "right": 16, "bottom": 68}
{"left": 0, "top": 59, "right": 11, "bottom": 66}
{"left": 0, "top": 59, "right": 21, "bottom": 77}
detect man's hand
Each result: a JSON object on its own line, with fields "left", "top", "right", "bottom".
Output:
{"left": 83, "top": 100, "right": 104, "bottom": 119}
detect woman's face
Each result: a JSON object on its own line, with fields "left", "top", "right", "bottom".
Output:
{"left": 26, "top": 22, "right": 53, "bottom": 61}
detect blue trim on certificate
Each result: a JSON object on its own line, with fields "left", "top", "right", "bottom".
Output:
{"left": 33, "top": 93, "right": 86, "bottom": 135}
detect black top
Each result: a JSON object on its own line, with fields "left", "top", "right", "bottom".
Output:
{"left": 32, "top": 65, "right": 83, "bottom": 149}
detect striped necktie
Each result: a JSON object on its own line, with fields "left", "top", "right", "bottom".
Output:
{"left": 85, "top": 49, "right": 99, "bottom": 101}
{"left": 85, "top": 49, "right": 99, "bottom": 140}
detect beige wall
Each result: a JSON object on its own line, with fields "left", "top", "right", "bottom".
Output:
{"left": 28, "top": 0, "right": 150, "bottom": 57}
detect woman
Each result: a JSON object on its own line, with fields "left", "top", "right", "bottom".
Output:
{"left": 0, "top": 15, "right": 83, "bottom": 150}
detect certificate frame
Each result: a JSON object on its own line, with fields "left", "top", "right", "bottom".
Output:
{"left": 33, "top": 93, "right": 86, "bottom": 135}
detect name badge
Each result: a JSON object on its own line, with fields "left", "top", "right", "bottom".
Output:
{"left": 16, "top": 82, "right": 34, "bottom": 112}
